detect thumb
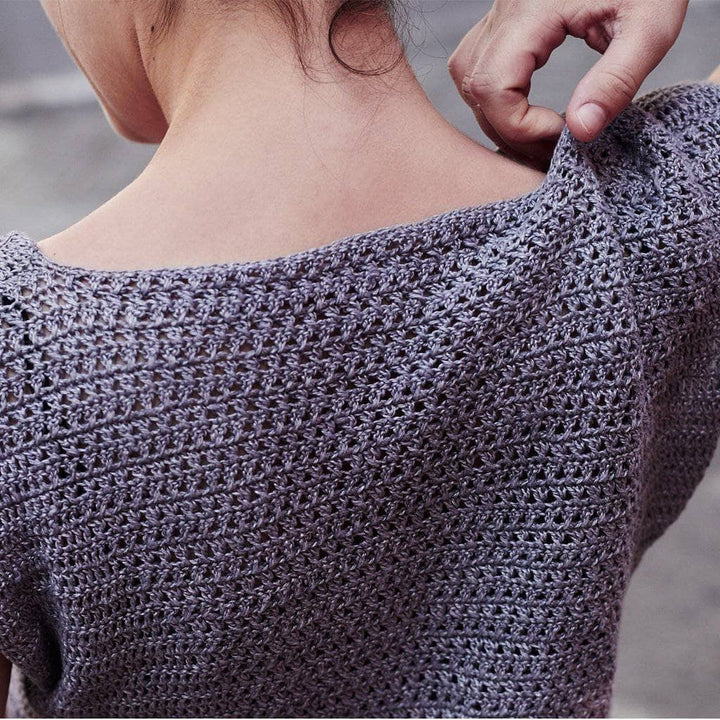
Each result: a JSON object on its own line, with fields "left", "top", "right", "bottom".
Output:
{"left": 566, "top": 18, "right": 672, "bottom": 142}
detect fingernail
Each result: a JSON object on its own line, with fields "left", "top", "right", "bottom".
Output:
{"left": 576, "top": 102, "right": 607, "bottom": 135}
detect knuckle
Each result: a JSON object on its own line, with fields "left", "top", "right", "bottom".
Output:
{"left": 462, "top": 72, "right": 495, "bottom": 102}
{"left": 600, "top": 64, "right": 638, "bottom": 103}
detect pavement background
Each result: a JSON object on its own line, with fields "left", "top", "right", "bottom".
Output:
{"left": 1, "top": 0, "right": 719, "bottom": 716}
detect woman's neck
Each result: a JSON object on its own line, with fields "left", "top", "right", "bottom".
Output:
{"left": 37, "top": 6, "right": 547, "bottom": 269}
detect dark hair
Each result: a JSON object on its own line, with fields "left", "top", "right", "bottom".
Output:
{"left": 152, "top": 0, "right": 411, "bottom": 78}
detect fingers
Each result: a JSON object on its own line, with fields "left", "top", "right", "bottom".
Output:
{"left": 467, "top": 39, "right": 566, "bottom": 160}
{"left": 448, "top": 35, "right": 549, "bottom": 170}
{"left": 447, "top": 8, "right": 567, "bottom": 161}
{"left": 471, "top": 102, "right": 555, "bottom": 172}
{"left": 566, "top": 7, "right": 688, "bottom": 141}
{"left": 447, "top": 0, "right": 689, "bottom": 158}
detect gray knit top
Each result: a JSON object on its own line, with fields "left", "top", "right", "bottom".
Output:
{"left": 1, "top": 79, "right": 719, "bottom": 718}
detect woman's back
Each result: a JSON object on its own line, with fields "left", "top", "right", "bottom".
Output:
{"left": 1, "top": 78, "right": 719, "bottom": 717}
{"left": 32, "top": 129, "right": 547, "bottom": 272}
{"left": 30, "top": 0, "right": 544, "bottom": 274}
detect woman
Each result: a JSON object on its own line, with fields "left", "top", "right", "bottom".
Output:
{"left": 0, "top": 0, "right": 718, "bottom": 716}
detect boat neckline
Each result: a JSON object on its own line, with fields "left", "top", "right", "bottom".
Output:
{"left": 1, "top": 125, "right": 576, "bottom": 280}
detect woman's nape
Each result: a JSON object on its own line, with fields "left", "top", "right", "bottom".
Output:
{"left": 35, "top": 0, "right": 547, "bottom": 271}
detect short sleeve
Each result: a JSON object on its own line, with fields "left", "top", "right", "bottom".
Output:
{"left": 587, "top": 81, "right": 720, "bottom": 557}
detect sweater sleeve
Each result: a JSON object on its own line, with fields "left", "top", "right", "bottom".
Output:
{"left": 0, "top": 276, "right": 64, "bottom": 699}
{"left": 594, "top": 80, "right": 720, "bottom": 557}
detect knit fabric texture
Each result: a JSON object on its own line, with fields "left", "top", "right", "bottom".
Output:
{"left": 1, "top": 79, "right": 719, "bottom": 718}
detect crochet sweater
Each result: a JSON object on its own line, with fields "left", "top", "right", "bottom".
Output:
{"left": 1, "top": 79, "right": 719, "bottom": 719}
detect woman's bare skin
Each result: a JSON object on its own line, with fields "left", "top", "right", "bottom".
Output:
{"left": 35, "top": 0, "right": 547, "bottom": 272}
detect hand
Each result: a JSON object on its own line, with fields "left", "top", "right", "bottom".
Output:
{"left": 447, "top": 0, "right": 690, "bottom": 171}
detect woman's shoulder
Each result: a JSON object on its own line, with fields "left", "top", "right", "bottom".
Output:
{"left": 0, "top": 231, "right": 36, "bottom": 283}
{"left": 630, "top": 79, "right": 720, "bottom": 128}
{"left": 593, "top": 80, "right": 720, "bottom": 177}
{"left": 575, "top": 80, "right": 720, "bottom": 228}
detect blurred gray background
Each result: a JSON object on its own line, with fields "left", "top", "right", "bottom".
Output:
{"left": 1, "top": 0, "right": 719, "bottom": 716}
